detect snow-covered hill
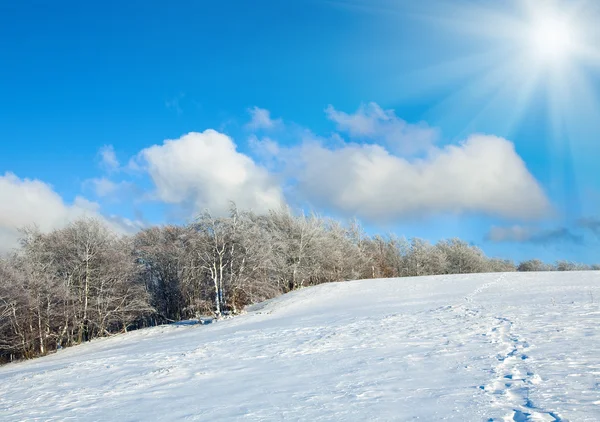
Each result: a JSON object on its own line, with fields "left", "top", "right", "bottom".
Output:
{"left": 1, "top": 272, "right": 599, "bottom": 421}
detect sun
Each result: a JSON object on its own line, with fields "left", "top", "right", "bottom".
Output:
{"left": 529, "top": 14, "right": 576, "bottom": 64}
{"left": 396, "top": 0, "right": 598, "bottom": 140}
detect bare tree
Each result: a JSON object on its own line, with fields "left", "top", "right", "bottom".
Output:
{"left": 135, "top": 226, "right": 188, "bottom": 322}
{"left": 404, "top": 238, "right": 447, "bottom": 276}
{"left": 186, "top": 209, "right": 238, "bottom": 317}
{"left": 266, "top": 208, "right": 326, "bottom": 291}
{"left": 518, "top": 259, "right": 553, "bottom": 272}
{"left": 487, "top": 258, "right": 517, "bottom": 273}
{"left": 2, "top": 218, "right": 153, "bottom": 360}
{"left": 435, "top": 239, "right": 486, "bottom": 274}
{"left": 3, "top": 205, "right": 594, "bottom": 364}
{"left": 555, "top": 260, "right": 589, "bottom": 271}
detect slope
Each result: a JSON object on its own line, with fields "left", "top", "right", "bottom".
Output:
{"left": 1, "top": 272, "right": 599, "bottom": 421}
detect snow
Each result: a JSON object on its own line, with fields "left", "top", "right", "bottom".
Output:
{"left": 1, "top": 272, "right": 600, "bottom": 421}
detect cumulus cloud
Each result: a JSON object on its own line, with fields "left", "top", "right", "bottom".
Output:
{"left": 292, "top": 134, "right": 550, "bottom": 222}
{"left": 325, "top": 102, "right": 438, "bottom": 155}
{"left": 248, "top": 135, "right": 280, "bottom": 158}
{"left": 486, "top": 225, "right": 583, "bottom": 245}
{"left": 99, "top": 145, "right": 119, "bottom": 171}
{"left": 246, "top": 106, "right": 282, "bottom": 131}
{"left": 1, "top": 105, "right": 550, "bottom": 249}
{"left": 0, "top": 173, "right": 132, "bottom": 252}
{"left": 135, "top": 130, "right": 284, "bottom": 215}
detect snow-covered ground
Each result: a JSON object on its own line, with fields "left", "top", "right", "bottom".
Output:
{"left": 1, "top": 272, "right": 600, "bottom": 421}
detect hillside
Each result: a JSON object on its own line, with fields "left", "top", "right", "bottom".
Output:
{"left": 1, "top": 272, "right": 599, "bottom": 421}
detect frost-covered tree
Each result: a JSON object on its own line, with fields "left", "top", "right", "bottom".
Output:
{"left": 2, "top": 205, "right": 594, "bottom": 364}
{"left": 435, "top": 238, "right": 488, "bottom": 274}
{"left": 224, "top": 210, "right": 280, "bottom": 313}
{"left": 404, "top": 238, "right": 447, "bottom": 276}
{"left": 517, "top": 259, "right": 552, "bottom": 272}
{"left": 40, "top": 219, "right": 151, "bottom": 341}
{"left": 134, "top": 226, "right": 188, "bottom": 322}
{"left": 362, "top": 235, "right": 407, "bottom": 279}
{"left": 487, "top": 258, "right": 517, "bottom": 273}
{"left": 554, "top": 260, "right": 590, "bottom": 271}
{"left": 266, "top": 208, "right": 327, "bottom": 291}
{"left": 0, "top": 219, "right": 152, "bottom": 363}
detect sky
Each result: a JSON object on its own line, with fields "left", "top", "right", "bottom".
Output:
{"left": 1, "top": 0, "right": 600, "bottom": 263}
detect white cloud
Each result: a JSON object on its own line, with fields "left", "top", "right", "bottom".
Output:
{"left": 136, "top": 130, "right": 284, "bottom": 215}
{"left": 84, "top": 177, "right": 135, "bottom": 199}
{"left": 246, "top": 106, "right": 282, "bottom": 131}
{"left": 248, "top": 135, "right": 281, "bottom": 166}
{"left": 0, "top": 173, "right": 132, "bottom": 252}
{"left": 325, "top": 102, "right": 438, "bottom": 155}
{"left": 106, "top": 215, "right": 146, "bottom": 232}
{"left": 99, "top": 145, "right": 119, "bottom": 171}
{"left": 292, "top": 134, "right": 550, "bottom": 222}
{"left": 0, "top": 106, "right": 550, "bottom": 251}
{"left": 87, "top": 177, "right": 119, "bottom": 197}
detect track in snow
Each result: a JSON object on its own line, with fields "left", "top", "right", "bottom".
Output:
{"left": 1, "top": 272, "right": 599, "bottom": 421}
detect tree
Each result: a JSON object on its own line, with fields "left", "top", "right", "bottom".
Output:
{"left": 487, "top": 258, "right": 516, "bottom": 273}
{"left": 134, "top": 226, "right": 188, "bottom": 322}
{"left": 225, "top": 211, "right": 280, "bottom": 313}
{"left": 435, "top": 238, "right": 487, "bottom": 274}
{"left": 187, "top": 208, "right": 240, "bottom": 317}
{"left": 404, "top": 238, "right": 447, "bottom": 276}
{"left": 517, "top": 259, "right": 551, "bottom": 272}
{"left": 266, "top": 208, "right": 326, "bottom": 291}
{"left": 17, "top": 219, "right": 151, "bottom": 348}
{"left": 3, "top": 205, "right": 595, "bottom": 364}
{"left": 554, "top": 260, "right": 589, "bottom": 271}
{"left": 0, "top": 255, "right": 30, "bottom": 360}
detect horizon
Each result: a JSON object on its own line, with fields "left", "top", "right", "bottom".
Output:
{"left": 2, "top": 0, "right": 600, "bottom": 264}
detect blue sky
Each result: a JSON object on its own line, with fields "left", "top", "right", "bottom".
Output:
{"left": 2, "top": 0, "right": 600, "bottom": 263}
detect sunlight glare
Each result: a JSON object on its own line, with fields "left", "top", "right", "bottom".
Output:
{"left": 399, "top": 0, "right": 598, "bottom": 142}
{"left": 529, "top": 15, "right": 575, "bottom": 64}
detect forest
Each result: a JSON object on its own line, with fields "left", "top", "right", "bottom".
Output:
{"left": 0, "top": 205, "right": 596, "bottom": 363}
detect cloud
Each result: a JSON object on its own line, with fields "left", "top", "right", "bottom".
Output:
{"left": 577, "top": 217, "right": 600, "bottom": 236}
{"left": 291, "top": 134, "right": 550, "bottom": 222}
{"left": 135, "top": 130, "right": 285, "bottom": 215}
{"left": 486, "top": 225, "right": 533, "bottom": 243}
{"left": 246, "top": 106, "right": 282, "bottom": 131}
{"left": 99, "top": 145, "right": 119, "bottom": 171}
{"left": 248, "top": 135, "right": 280, "bottom": 158}
{"left": 3, "top": 104, "right": 549, "bottom": 246}
{"left": 488, "top": 216, "right": 600, "bottom": 245}
{"left": 530, "top": 228, "right": 584, "bottom": 245}
{"left": 486, "top": 225, "right": 584, "bottom": 245}
{"left": 325, "top": 102, "right": 438, "bottom": 155}
{"left": 106, "top": 214, "right": 146, "bottom": 232}
{"left": 83, "top": 177, "right": 138, "bottom": 200}
{"left": 0, "top": 173, "right": 133, "bottom": 253}
{"left": 87, "top": 178, "right": 120, "bottom": 197}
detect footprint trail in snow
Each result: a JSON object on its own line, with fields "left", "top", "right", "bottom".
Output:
{"left": 0, "top": 272, "right": 598, "bottom": 421}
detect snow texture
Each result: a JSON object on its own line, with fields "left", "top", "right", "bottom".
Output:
{"left": 1, "top": 272, "right": 599, "bottom": 421}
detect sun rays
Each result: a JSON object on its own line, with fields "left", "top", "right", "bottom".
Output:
{"left": 377, "top": 0, "right": 599, "bottom": 141}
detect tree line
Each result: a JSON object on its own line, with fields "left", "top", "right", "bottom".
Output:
{"left": 0, "top": 205, "right": 596, "bottom": 363}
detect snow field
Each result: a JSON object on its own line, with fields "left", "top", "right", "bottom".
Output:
{"left": 1, "top": 271, "right": 599, "bottom": 421}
